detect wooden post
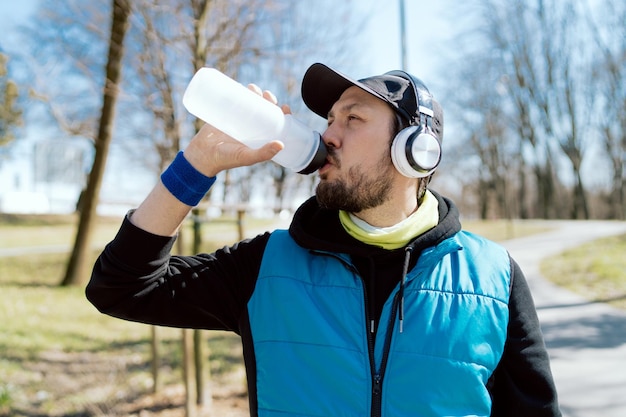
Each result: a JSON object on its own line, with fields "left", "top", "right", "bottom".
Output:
{"left": 182, "top": 328, "right": 197, "bottom": 417}
{"left": 237, "top": 209, "right": 245, "bottom": 240}
{"left": 151, "top": 326, "right": 161, "bottom": 393}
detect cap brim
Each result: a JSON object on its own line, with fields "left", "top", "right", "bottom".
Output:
{"left": 301, "top": 63, "right": 354, "bottom": 119}
{"left": 302, "top": 63, "right": 389, "bottom": 120}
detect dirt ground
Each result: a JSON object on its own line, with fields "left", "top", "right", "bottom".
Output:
{"left": 5, "top": 348, "right": 250, "bottom": 417}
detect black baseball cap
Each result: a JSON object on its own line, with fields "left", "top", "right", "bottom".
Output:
{"left": 301, "top": 63, "right": 443, "bottom": 140}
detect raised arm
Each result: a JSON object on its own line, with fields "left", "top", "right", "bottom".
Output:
{"left": 130, "top": 87, "right": 286, "bottom": 237}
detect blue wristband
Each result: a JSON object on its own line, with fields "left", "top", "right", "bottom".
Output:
{"left": 160, "top": 151, "right": 216, "bottom": 206}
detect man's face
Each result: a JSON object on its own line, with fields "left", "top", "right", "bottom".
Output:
{"left": 316, "top": 86, "right": 398, "bottom": 212}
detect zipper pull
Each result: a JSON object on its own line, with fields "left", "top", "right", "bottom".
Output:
{"left": 373, "top": 374, "right": 382, "bottom": 396}
{"left": 398, "top": 246, "right": 412, "bottom": 334}
{"left": 370, "top": 319, "right": 375, "bottom": 334}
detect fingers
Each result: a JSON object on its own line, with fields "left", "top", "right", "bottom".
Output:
{"left": 186, "top": 124, "right": 284, "bottom": 176}
{"left": 184, "top": 84, "right": 287, "bottom": 176}
{"left": 247, "top": 83, "right": 291, "bottom": 114}
{"left": 215, "top": 139, "right": 283, "bottom": 172}
{"left": 262, "top": 89, "right": 278, "bottom": 104}
{"left": 249, "top": 140, "right": 285, "bottom": 163}
{"left": 248, "top": 83, "right": 263, "bottom": 97}
{"left": 248, "top": 83, "right": 278, "bottom": 104}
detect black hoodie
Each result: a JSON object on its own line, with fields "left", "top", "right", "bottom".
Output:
{"left": 87, "top": 191, "right": 561, "bottom": 416}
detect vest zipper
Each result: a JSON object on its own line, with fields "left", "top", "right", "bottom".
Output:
{"left": 370, "top": 292, "right": 400, "bottom": 417}
{"left": 358, "top": 269, "right": 381, "bottom": 417}
{"left": 318, "top": 251, "right": 399, "bottom": 417}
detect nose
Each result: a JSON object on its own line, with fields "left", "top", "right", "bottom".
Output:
{"left": 322, "top": 123, "right": 341, "bottom": 150}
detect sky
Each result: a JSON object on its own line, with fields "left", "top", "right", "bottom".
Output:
{"left": 0, "top": 0, "right": 458, "bottom": 90}
{"left": 0, "top": 0, "right": 462, "bottom": 107}
{"left": 0, "top": 0, "right": 38, "bottom": 41}
{"left": 0, "top": 0, "right": 462, "bottom": 213}
{"left": 354, "top": 1, "right": 458, "bottom": 84}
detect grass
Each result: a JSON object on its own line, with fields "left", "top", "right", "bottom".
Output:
{"left": 0, "top": 247, "right": 243, "bottom": 416}
{"left": 462, "top": 218, "right": 554, "bottom": 242}
{"left": 0, "top": 246, "right": 245, "bottom": 415}
{"left": 540, "top": 233, "right": 626, "bottom": 309}
{"left": 0, "top": 254, "right": 144, "bottom": 357}
{"left": 0, "top": 213, "right": 136, "bottom": 263}
{"left": 0, "top": 214, "right": 260, "bottom": 416}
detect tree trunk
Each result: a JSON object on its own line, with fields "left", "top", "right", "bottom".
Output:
{"left": 190, "top": 208, "right": 211, "bottom": 407}
{"left": 189, "top": 3, "right": 212, "bottom": 407}
{"left": 572, "top": 166, "right": 589, "bottom": 219}
{"left": 61, "top": 0, "right": 131, "bottom": 286}
{"left": 182, "top": 328, "right": 197, "bottom": 417}
{"left": 517, "top": 155, "right": 528, "bottom": 219}
{"left": 194, "top": 329, "right": 211, "bottom": 408}
{"left": 151, "top": 326, "right": 161, "bottom": 393}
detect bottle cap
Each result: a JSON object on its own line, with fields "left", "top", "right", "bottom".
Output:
{"left": 298, "top": 132, "right": 328, "bottom": 174}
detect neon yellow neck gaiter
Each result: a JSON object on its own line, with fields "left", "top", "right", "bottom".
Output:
{"left": 339, "top": 190, "right": 439, "bottom": 250}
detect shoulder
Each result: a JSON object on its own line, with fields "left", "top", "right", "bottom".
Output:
{"left": 455, "top": 230, "right": 510, "bottom": 266}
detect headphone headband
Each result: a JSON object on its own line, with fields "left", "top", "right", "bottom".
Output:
{"left": 384, "top": 70, "right": 435, "bottom": 131}
{"left": 385, "top": 70, "right": 441, "bottom": 178}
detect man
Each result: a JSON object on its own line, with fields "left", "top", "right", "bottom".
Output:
{"left": 86, "top": 63, "right": 561, "bottom": 416}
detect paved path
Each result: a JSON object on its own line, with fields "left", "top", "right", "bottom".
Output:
{"left": 501, "top": 220, "right": 626, "bottom": 417}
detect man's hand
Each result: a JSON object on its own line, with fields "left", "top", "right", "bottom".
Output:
{"left": 183, "top": 85, "right": 290, "bottom": 178}
{"left": 128, "top": 84, "right": 292, "bottom": 236}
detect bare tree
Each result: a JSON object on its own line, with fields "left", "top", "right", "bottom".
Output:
{"left": 443, "top": 0, "right": 602, "bottom": 219}
{"left": 123, "top": 0, "right": 359, "bottom": 204}
{"left": 540, "top": 2, "right": 592, "bottom": 219}
{"left": 587, "top": 0, "right": 626, "bottom": 219}
{"left": 62, "top": 0, "right": 131, "bottom": 286}
{"left": 442, "top": 52, "right": 519, "bottom": 220}
{"left": 22, "top": 2, "right": 110, "bottom": 140}
{"left": 0, "top": 53, "right": 22, "bottom": 148}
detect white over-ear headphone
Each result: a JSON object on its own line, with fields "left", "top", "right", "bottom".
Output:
{"left": 387, "top": 71, "right": 441, "bottom": 178}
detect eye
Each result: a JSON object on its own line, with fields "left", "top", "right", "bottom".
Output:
{"left": 347, "top": 114, "right": 361, "bottom": 122}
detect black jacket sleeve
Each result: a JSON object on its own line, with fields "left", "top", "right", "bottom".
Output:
{"left": 85, "top": 215, "right": 269, "bottom": 333}
{"left": 489, "top": 257, "right": 562, "bottom": 416}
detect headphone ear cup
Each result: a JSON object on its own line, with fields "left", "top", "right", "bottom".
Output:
{"left": 391, "top": 126, "right": 441, "bottom": 178}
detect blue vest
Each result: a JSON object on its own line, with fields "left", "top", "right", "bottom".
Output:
{"left": 248, "top": 230, "right": 511, "bottom": 417}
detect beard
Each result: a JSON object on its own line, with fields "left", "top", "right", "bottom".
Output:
{"left": 316, "top": 150, "right": 395, "bottom": 213}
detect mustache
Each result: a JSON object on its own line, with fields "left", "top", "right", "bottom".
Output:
{"left": 326, "top": 148, "right": 340, "bottom": 168}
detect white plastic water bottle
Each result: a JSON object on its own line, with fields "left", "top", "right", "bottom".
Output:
{"left": 182, "top": 68, "right": 327, "bottom": 174}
